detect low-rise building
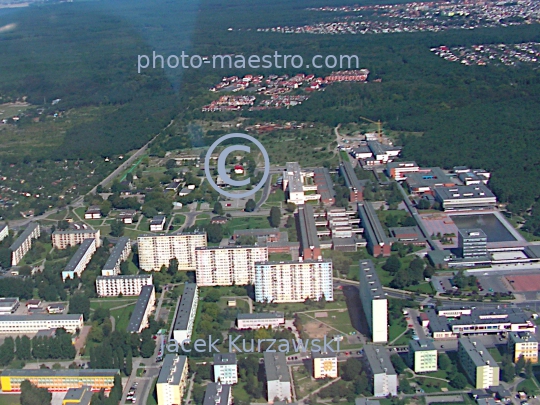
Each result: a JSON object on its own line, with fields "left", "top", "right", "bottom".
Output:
{"left": 236, "top": 312, "right": 285, "bottom": 330}
{"left": 62, "top": 386, "right": 93, "bottom": 405}
{"left": 339, "top": 161, "right": 365, "bottom": 202}
{"left": 264, "top": 352, "right": 292, "bottom": 404}
{"left": 459, "top": 337, "right": 500, "bottom": 389}
{"left": 213, "top": 353, "right": 238, "bottom": 385}
{"left": 172, "top": 283, "right": 199, "bottom": 344}
{"left": 62, "top": 239, "right": 97, "bottom": 281}
{"left": 508, "top": 332, "right": 538, "bottom": 363}
{"left": 10, "top": 222, "right": 40, "bottom": 266}
{"left": 296, "top": 204, "right": 322, "bottom": 260}
{"left": 101, "top": 237, "right": 131, "bottom": 276}
{"left": 358, "top": 202, "right": 391, "bottom": 257}
{"left": 118, "top": 210, "right": 136, "bottom": 224}
{"left": 126, "top": 285, "right": 155, "bottom": 333}
{"left": 0, "top": 298, "right": 19, "bottom": 315}
{"left": 84, "top": 206, "right": 101, "bottom": 220}
{"left": 312, "top": 351, "right": 338, "bottom": 379}
{"left": 386, "top": 161, "right": 419, "bottom": 181}
{"left": 156, "top": 354, "right": 189, "bottom": 405}
{"left": 52, "top": 229, "right": 101, "bottom": 250}
{"left": 203, "top": 383, "right": 232, "bottom": 405}
{"left": 363, "top": 345, "right": 398, "bottom": 397}
{"left": 0, "top": 314, "right": 83, "bottom": 334}
{"left": 408, "top": 339, "right": 438, "bottom": 373}
{"left": 150, "top": 215, "right": 167, "bottom": 232}
{"left": 434, "top": 184, "right": 497, "bottom": 211}
{"left": 95, "top": 274, "right": 153, "bottom": 297}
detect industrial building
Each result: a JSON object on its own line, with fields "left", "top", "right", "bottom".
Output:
{"left": 10, "top": 222, "right": 40, "bottom": 266}
{"left": 203, "top": 383, "right": 232, "bottom": 405}
{"left": 458, "top": 337, "right": 500, "bottom": 389}
{"left": 137, "top": 232, "right": 207, "bottom": 271}
{"left": 508, "top": 332, "right": 538, "bottom": 363}
{"left": 0, "top": 314, "right": 83, "bottom": 334}
{"left": 363, "top": 345, "right": 398, "bottom": 397}
{"left": 264, "top": 352, "right": 292, "bottom": 404}
{"left": 95, "top": 274, "right": 153, "bottom": 297}
{"left": 358, "top": 260, "right": 388, "bottom": 343}
{"left": 458, "top": 229, "right": 488, "bottom": 259}
{"left": 213, "top": 353, "right": 238, "bottom": 385}
{"left": 156, "top": 355, "right": 189, "bottom": 405}
{"left": 254, "top": 260, "right": 333, "bottom": 303}
{"left": 408, "top": 339, "right": 438, "bottom": 373}
{"left": 126, "top": 285, "right": 155, "bottom": 333}
{"left": 236, "top": 312, "right": 285, "bottom": 330}
{"left": 0, "top": 369, "right": 119, "bottom": 393}
{"left": 172, "top": 283, "right": 199, "bottom": 344}
{"left": 195, "top": 245, "right": 268, "bottom": 286}
{"left": 404, "top": 167, "right": 453, "bottom": 194}
{"left": 296, "top": 204, "right": 322, "bottom": 260}
{"left": 434, "top": 184, "right": 497, "bottom": 211}
{"left": 62, "top": 239, "right": 97, "bottom": 281}
{"left": 52, "top": 229, "right": 101, "bottom": 250}
{"left": 386, "top": 161, "right": 420, "bottom": 181}
{"left": 101, "top": 237, "right": 131, "bottom": 276}
{"left": 339, "top": 160, "right": 366, "bottom": 202}
{"left": 357, "top": 202, "right": 391, "bottom": 257}
{"left": 312, "top": 351, "right": 338, "bottom": 379}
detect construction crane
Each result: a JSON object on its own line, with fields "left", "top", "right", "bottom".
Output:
{"left": 359, "top": 116, "right": 383, "bottom": 139}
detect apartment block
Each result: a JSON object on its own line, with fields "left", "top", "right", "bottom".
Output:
{"left": 195, "top": 245, "right": 268, "bottom": 286}
{"left": 203, "top": 383, "right": 232, "bottom": 405}
{"left": 137, "top": 233, "right": 207, "bottom": 271}
{"left": 236, "top": 312, "right": 285, "bottom": 330}
{"left": 213, "top": 353, "right": 238, "bottom": 385}
{"left": 508, "top": 332, "right": 538, "bottom": 363}
{"left": 156, "top": 355, "right": 189, "bottom": 405}
{"left": 95, "top": 274, "right": 153, "bottom": 297}
{"left": 52, "top": 229, "right": 101, "bottom": 250}
{"left": 0, "top": 314, "right": 83, "bottom": 334}
{"left": 363, "top": 345, "right": 398, "bottom": 397}
{"left": 254, "top": 260, "right": 333, "bottom": 303}
{"left": 62, "top": 239, "right": 97, "bottom": 281}
{"left": 10, "top": 222, "right": 40, "bottom": 266}
{"left": 0, "top": 224, "right": 8, "bottom": 243}
{"left": 312, "top": 351, "right": 338, "bottom": 379}
{"left": 264, "top": 352, "right": 292, "bottom": 404}
{"left": 408, "top": 339, "right": 438, "bottom": 373}
{"left": 359, "top": 260, "right": 388, "bottom": 343}
{"left": 127, "top": 285, "right": 155, "bottom": 333}
{"left": 172, "top": 283, "right": 199, "bottom": 344}
{"left": 358, "top": 202, "right": 391, "bottom": 257}
{"left": 458, "top": 337, "right": 500, "bottom": 389}
{"left": 101, "top": 237, "right": 131, "bottom": 276}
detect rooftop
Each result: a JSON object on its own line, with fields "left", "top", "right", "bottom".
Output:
{"left": 508, "top": 331, "right": 538, "bottom": 344}
{"left": 53, "top": 229, "right": 97, "bottom": 235}
{"left": 157, "top": 354, "right": 187, "bottom": 385}
{"left": 459, "top": 337, "right": 498, "bottom": 367}
{"left": 285, "top": 162, "right": 304, "bottom": 194}
{"left": 297, "top": 204, "right": 320, "bottom": 252}
{"left": 10, "top": 222, "right": 39, "bottom": 251}
{"left": 1, "top": 369, "right": 119, "bottom": 377}
{"left": 0, "top": 314, "right": 82, "bottom": 322}
{"left": 357, "top": 202, "right": 389, "bottom": 246}
{"left": 359, "top": 259, "right": 385, "bottom": 299}
{"left": 102, "top": 237, "right": 130, "bottom": 272}
{"left": 434, "top": 184, "right": 496, "bottom": 200}
{"left": 202, "top": 383, "right": 231, "bottom": 405}
{"left": 233, "top": 228, "right": 280, "bottom": 237}
{"left": 96, "top": 274, "right": 152, "bottom": 281}
{"left": 264, "top": 352, "right": 290, "bottom": 382}
{"left": 339, "top": 160, "right": 367, "bottom": 191}
{"left": 63, "top": 386, "right": 93, "bottom": 405}
{"left": 173, "top": 283, "right": 198, "bottom": 332}
{"left": 213, "top": 353, "right": 237, "bottom": 366}
{"left": 363, "top": 345, "right": 396, "bottom": 376}
{"left": 237, "top": 312, "right": 284, "bottom": 320}
{"left": 127, "top": 285, "right": 154, "bottom": 333}
{"left": 409, "top": 339, "right": 436, "bottom": 352}
{"left": 64, "top": 239, "right": 95, "bottom": 274}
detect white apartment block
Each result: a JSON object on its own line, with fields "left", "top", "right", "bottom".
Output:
{"left": 101, "top": 237, "right": 131, "bottom": 276}
{"left": 137, "top": 233, "right": 207, "bottom": 272}
{"left": 312, "top": 351, "right": 338, "bottom": 379}
{"left": 0, "top": 314, "right": 84, "bottom": 334}
{"left": 156, "top": 355, "right": 189, "bottom": 405}
{"left": 364, "top": 345, "right": 398, "bottom": 397}
{"left": 213, "top": 353, "right": 238, "bottom": 385}
{"left": 264, "top": 352, "right": 292, "bottom": 404}
{"left": 0, "top": 224, "right": 8, "bottom": 243}
{"left": 408, "top": 339, "right": 438, "bottom": 373}
{"left": 62, "top": 239, "right": 97, "bottom": 281}
{"left": 359, "top": 260, "right": 388, "bottom": 343}
{"left": 95, "top": 274, "right": 153, "bottom": 297}
{"left": 172, "top": 283, "right": 198, "bottom": 344}
{"left": 195, "top": 246, "right": 268, "bottom": 286}
{"left": 10, "top": 223, "right": 40, "bottom": 266}
{"left": 52, "top": 229, "right": 101, "bottom": 249}
{"left": 254, "top": 260, "right": 333, "bottom": 303}
{"left": 458, "top": 337, "right": 500, "bottom": 389}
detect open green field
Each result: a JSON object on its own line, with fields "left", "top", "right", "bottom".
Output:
{"left": 90, "top": 299, "right": 137, "bottom": 312}
{"left": 226, "top": 216, "right": 271, "bottom": 231}
{"left": 111, "top": 304, "right": 136, "bottom": 331}
{"left": 0, "top": 395, "right": 20, "bottom": 405}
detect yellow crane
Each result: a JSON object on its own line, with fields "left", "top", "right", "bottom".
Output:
{"left": 359, "top": 116, "right": 383, "bottom": 139}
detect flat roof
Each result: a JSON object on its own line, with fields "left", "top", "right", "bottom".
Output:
{"left": 264, "top": 352, "right": 290, "bottom": 382}
{"left": 173, "top": 283, "right": 198, "bottom": 332}
{"left": 255, "top": 259, "right": 331, "bottom": 266}
{"left": 313, "top": 167, "right": 336, "bottom": 201}
{"left": 64, "top": 239, "right": 95, "bottom": 273}
{"left": 53, "top": 229, "right": 97, "bottom": 235}
{"left": 127, "top": 285, "right": 154, "bottom": 333}
{"left": 434, "top": 184, "right": 496, "bottom": 201}
{"left": 138, "top": 231, "right": 206, "bottom": 238}
{"left": 458, "top": 228, "right": 487, "bottom": 238}
{"left": 1, "top": 369, "right": 119, "bottom": 377}
{"left": 102, "top": 237, "right": 130, "bottom": 271}
{"left": 508, "top": 331, "right": 538, "bottom": 344}
{"left": 0, "top": 224, "right": 7, "bottom": 234}
{"left": 233, "top": 228, "right": 280, "bottom": 237}
{"left": 10, "top": 222, "right": 39, "bottom": 251}
{"left": 156, "top": 354, "right": 188, "bottom": 385}
{"left": 409, "top": 339, "right": 436, "bottom": 352}
{"left": 363, "top": 345, "right": 396, "bottom": 375}
{"left": 203, "top": 383, "right": 231, "bottom": 405}
{"left": 213, "top": 353, "right": 237, "bottom": 366}
{"left": 425, "top": 309, "right": 451, "bottom": 332}
{"left": 237, "top": 312, "right": 284, "bottom": 320}
{"left": 63, "top": 386, "right": 93, "bottom": 405}
{"left": 0, "top": 298, "right": 18, "bottom": 305}
{"left": 297, "top": 204, "right": 320, "bottom": 252}
{"left": 405, "top": 167, "right": 451, "bottom": 188}
{"left": 359, "top": 259, "right": 385, "bottom": 299}
{"left": 150, "top": 215, "right": 166, "bottom": 225}
{"left": 339, "top": 161, "right": 366, "bottom": 191}
{"left": 0, "top": 314, "right": 81, "bottom": 322}
{"left": 459, "top": 337, "right": 498, "bottom": 367}
{"left": 285, "top": 162, "right": 303, "bottom": 193}
{"left": 357, "top": 202, "right": 388, "bottom": 246}
{"left": 96, "top": 274, "right": 152, "bottom": 281}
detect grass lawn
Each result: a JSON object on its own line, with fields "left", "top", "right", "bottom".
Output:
{"left": 267, "top": 188, "right": 285, "bottom": 203}
{"left": 136, "top": 368, "right": 145, "bottom": 377}
{"left": 225, "top": 216, "right": 271, "bottom": 232}
{"left": 517, "top": 378, "right": 539, "bottom": 395}
{"left": 405, "top": 282, "right": 435, "bottom": 295}
{"left": 313, "top": 310, "right": 357, "bottom": 335}
{"left": 488, "top": 347, "right": 503, "bottom": 362}
{"left": 112, "top": 304, "right": 136, "bottom": 331}
{"left": 146, "top": 377, "right": 158, "bottom": 405}
{"left": 389, "top": 321, "right": 407, "bottom": 343}
{"left": 0, "top": 395, "right": 20, "bottom": 405}
{"left": 90, "top": 299, "right": 137, "bottom": 312}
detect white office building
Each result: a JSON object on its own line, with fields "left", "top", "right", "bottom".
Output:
{"left": 195, "top": 245, "right": 268, "bottom": 286}
{"left": 137, "top": 233, "right": 207, "bottom": 271}
{"left": 95, "top": 274, "right": 153, "bottom": 297}
{"left": 359, "top": 260, "right": 388, "bottom": 343}
{"left": 0, "top": 314, "right": 84, "bottom": 334}
{"left": 254, "top": 260, "right": 333, "bottom": 303}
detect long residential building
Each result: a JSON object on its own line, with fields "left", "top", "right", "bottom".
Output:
{"left": 126, "top": 285, "right": 155, "bottom": 333}
{"left": 101, "top": 237, "right": 131, "bottom": 276}
{"left": 236, "top": 312, "right": 285, "bottom": 330}
{"left": 254, "top": 260, "right": 333, "bottom": 303}
{"left": 0, "top": 314, "right": 84, "bottom": 334}
{"left": 0, "top": 369, "right": 119, "bottom": 393}
{"left": 62, "top": 239, "right": 97, "bottom": 281}
{"left": 137, "top": 232, "right": 207, "bottom": 271}
{"left": 203, "top": 383, "right": 232, "bottom": 405}
{"left": 52, "top": 229, "right": 101, "bottom": 250}
{"left": 10, "top": 222, "right": 40, "bottom": 266}
{"left": 359, "top": 260, "right": 388, "bottom": 343}
{"left": 95, "top": 274, "right": 153, "bottom": 297}
{"left": 172, "top": 283, "right": 199, "bottom": 344}
{"left": 264, "top": 352, "right": 292, "bottom": 404}
{"left": 195, "top": 245, "right": 268, "bottom": 286}
{"left": 0, "top": 224, "right": 8, "bottom": 243}
{"left": 358, "top": 202, "right": 391, "bottom": 257}
{"left": 339, "top": 160, "right": 365, "bottom": 202}
{"left": 363, "top": 345, "right": 398, "bottom": 397}
{"left": 156, "top": 354, "right": 189, "bottom": 405}
{"left": 296, "top": 204, "right": 321, "bottom": 260}
{"left": 458, "top": 337, "right": 500, "bottom": 389}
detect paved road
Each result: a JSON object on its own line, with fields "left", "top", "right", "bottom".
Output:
{"left": 255, "top": 175, "right": 272, "bottom": 211}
